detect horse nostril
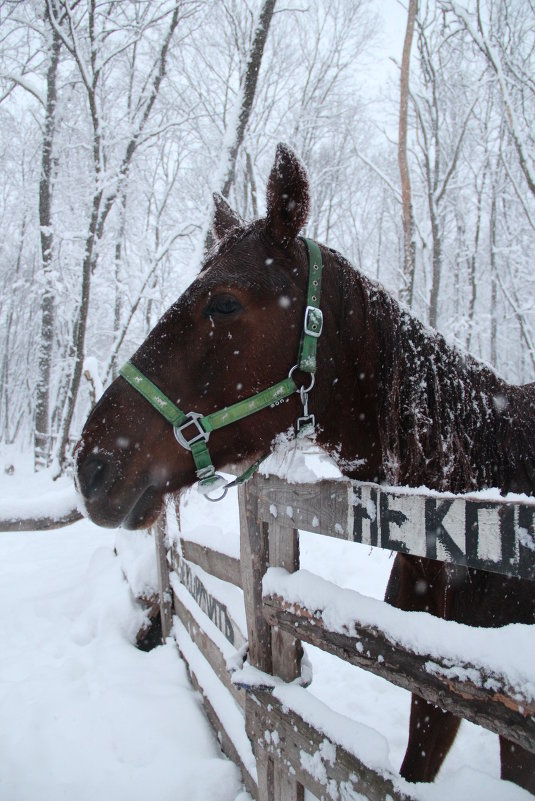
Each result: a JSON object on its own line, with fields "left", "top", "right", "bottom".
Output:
{"left": 78, "top": 456, "right": 112, "bottom": 500}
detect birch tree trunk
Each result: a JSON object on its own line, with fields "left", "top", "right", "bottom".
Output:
{"left": 398, "top": 0, "right": 417, "bottom": 307}
{"left": 34, "top": 3, "right": 61, "bottom": 469}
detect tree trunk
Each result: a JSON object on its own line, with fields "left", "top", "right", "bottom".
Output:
{"left": 204, "top": 0, "right": 277, "bottom": 252}
{"left": 111, "top": 189, "right": 128, "bottom": 381}
{"left": 220, "top": 0, "right": 277, "bottom": 200}
{"left": 490, "top": 187, "right": 498, "bottom": 368}
{"left": 34, "top": 6, "right": 61, "bottom": 470}
{"left": 245, "top": 150, "right": 258, "bottom": 217}
{"left": 398, "top": 0, "right": 417, "bottom": 307}
{"left": 466, "top": 162, "right": 487, "bottom": 352}
{"left": 1, "top": 216, "right": 27, "bottom": 445}
{"left": 428, "top": 203, "right": 442, "bottom": 330}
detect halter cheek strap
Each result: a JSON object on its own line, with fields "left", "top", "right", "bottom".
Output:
{"left": 119, "top": 238, "right": 323, "bottom": 499}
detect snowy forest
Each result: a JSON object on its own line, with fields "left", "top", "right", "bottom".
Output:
{"left": 1, "top": 0, "right": 535, "bottom": 473}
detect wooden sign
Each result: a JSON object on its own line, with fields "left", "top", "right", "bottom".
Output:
{"left": 175, "top": 553, "right": 246, "bottom": 648}
{"left": 252, "top": 475, "right": 535, "bottom": 581}
{"left": 352, "top": 484, "right": 535, "bottom": 581}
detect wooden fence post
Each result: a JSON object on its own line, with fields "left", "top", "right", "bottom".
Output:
{"left": 239, "top": 476, "right": 304, "bottom": 801}
{"left": 239, "top": 479, "right": 274, "bottom": 800}
{"left": 238, "top": 479, "right": 272, "bottom": 672}
{"left": 152, "top": 505, "right": 174, "bottom": 641}
{"left": 268, "top": 518, "right": 304, "bottom": 801}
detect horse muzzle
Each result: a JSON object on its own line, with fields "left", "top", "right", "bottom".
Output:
{"left": 75, "top": 445, "right": 165, "bottom": 529}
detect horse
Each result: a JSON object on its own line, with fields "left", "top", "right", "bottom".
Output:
{"left": 75, "top": 143, "right": 535, "bottom": 793}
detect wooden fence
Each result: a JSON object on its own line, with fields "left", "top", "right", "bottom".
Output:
{"left": 153, "top": 473, "right": 535, "bottom": 801}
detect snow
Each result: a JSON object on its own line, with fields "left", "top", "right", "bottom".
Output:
{"left": 260, "top": 431, "right": 344, "bottom": 483}
{"left": 179, "top": 481, "right": 242, "bottom": 559}
{"left": 0, "top": 463, "right": 244, "bottom": 801}
{"left": 173, "top": 615, "right": 257, "bottom": 784}
{"left": 0, "top": 462, "right": 80, "bottom": 521}
{"left": 262, "top": 567, "right": 535, "bottom": 702}
{"left": 115, "top": 528, "right": 159, "bottom": 600}
{"left": 1, "top": 456, "right": 533, "bottom": 800}
{"left": 83, "top": 356, "right": 104, "bottom": 402}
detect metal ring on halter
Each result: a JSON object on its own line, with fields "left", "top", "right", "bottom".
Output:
{"left": 204, "top": 484, "right": 229, "bottom": 502}
{"left": 288, "top": 364, "right": 315, "bottom": 394}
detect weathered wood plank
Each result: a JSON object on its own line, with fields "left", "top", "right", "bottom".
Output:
{"left": 263, "top": 595, "right": 535, "bottom": 754}
{"left": 180, "top": 538, "right": 242, "bottom": 588}
{"left": 267, "top": 519, "right": 304, "bottom": 801}
{"left": 239, "top": 480, "right": 272, "bottom": 673}
{"left": 173, "top": 551, "right": 246, "bottom": 649}
{"left": 0, "top": 508, "right": 83, "bottom": 531}
{"left": 152, "top": 514, "right": 173, "bottom": 640}
{"left": 253, "top": 475, "right": 535, "bottom": 580}
{"left": 186, "top": 662, "right": 257, "bottom": 799}
{"left": 252, "top": 476, "right": 353, "bottom": 544}
{"left": 254, "top": 746, "right": 274, "bottom": 801}
{"left": 173, "top": 590, "right": 245, "bottom": 710}
{"left": 246, "top": 690, "right": 412, "bottom": 801}
{"left": 274, "top": 767, "right": 303, "bottom": 801}
{"left": 268, "top": 520, "right": 302, "bottom": 684}
{"left": 239, "top": 479, "right": 275, "bottom": 801}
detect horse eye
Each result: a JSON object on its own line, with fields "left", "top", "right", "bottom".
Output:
{"left": 203, "top": 294, "right": 242, "bottom": 318}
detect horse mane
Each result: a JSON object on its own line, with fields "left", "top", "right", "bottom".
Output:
{"left": 334, "top": 251, "right": 535, "bottom": 495}
{"left": 204, "top": 225, "right": 535, "bottom": 495}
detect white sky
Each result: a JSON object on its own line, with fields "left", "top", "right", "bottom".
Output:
{"left": 373, "top": 0, "right": 409, "bottom": 88}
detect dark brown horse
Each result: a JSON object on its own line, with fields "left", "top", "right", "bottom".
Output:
{"left": 75, "top": 144, "right": 535, "bottom": 793}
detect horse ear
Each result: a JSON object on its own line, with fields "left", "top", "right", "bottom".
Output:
{"left": 266, "top": 143, "right": 310, "bottom": 246}
{"left": 212, "top": 193, "right": 244, "bottom": 240}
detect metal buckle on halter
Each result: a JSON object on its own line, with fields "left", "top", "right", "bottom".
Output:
{"left": 303, "top": 306, "right": 323, "bottom": 338}
{"left": 173, "top": 411, "right": 210, "bottom": 451}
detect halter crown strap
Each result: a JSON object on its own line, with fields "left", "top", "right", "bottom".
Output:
{"left": 298, "top": 238, "right": 323, "bottom": 373}
{"left": 119, "top": 237, "right": 323, "bottom": 495}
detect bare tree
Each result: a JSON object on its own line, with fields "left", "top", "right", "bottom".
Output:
{"left": 45, "top": 0, "right": 193, "bottom": 469}
{"left": 35, "top": 1, "right": 62, "bottom": 468}
{"left": 398, "top": 0, "right": 418, "bottom": 307}
{"left": 445, "top": 0, "right": 535, "bottom": 198}
{"left": 410, "top": 6, "right": 477, "bottom": 328}
{"left": 202, "top": 0, "right": 277, "bottom": 253}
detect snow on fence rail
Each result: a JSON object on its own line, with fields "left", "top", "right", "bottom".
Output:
{"left": 0, "top": 483, "right": 82, "bottom": 531}
{"left": 152, "top": 474, "right": 535, "bottom": 801}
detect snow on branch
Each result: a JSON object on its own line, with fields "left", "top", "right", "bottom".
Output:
{"left": 445, "top": 1, "right": 535, "bottom": 198}
{"left": 2, "top": 73, "right": 46, "bottom": 107}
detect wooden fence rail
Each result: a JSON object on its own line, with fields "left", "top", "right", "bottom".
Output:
{"left": 152, "top": 474, "right": 535, "bottom": 801}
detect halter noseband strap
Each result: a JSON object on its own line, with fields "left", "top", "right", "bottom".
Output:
{"left": 119, "top": 238, "right": 323, "bottom": 498}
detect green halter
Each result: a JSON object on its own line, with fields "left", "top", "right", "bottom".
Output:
{"left": 119, "top": 238, "right": 323, "bottom": 499}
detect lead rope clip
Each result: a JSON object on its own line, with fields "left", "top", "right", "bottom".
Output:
{"left": 297, "top": 385, "right": 315, "bottom": 433}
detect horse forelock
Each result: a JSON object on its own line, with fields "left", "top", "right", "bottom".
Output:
{"left": 201, "top": 222, "right": 254, "bottom": 272}
{"left": 197, "top": 220, "right": 307, "bottom": 297}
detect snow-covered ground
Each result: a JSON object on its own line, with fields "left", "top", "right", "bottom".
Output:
{"left": 0, "top": 450, "right": 531, "bottom": 800}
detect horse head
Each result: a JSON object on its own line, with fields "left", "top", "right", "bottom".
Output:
{"left": 75, "top": 144, "right": 381, "bottom": 529}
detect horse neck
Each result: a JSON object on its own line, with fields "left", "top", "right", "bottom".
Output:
{"left": 370, "top": 286, "right": 535, "bottom": 493}
{"left": 322, "top": 259, "right": 534, "bottom": 494}
{"left": 317, "top": 255, "right": 384, "bottom": 482}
